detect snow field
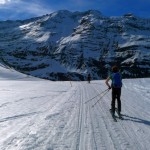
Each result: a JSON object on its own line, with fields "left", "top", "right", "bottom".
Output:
{"left": 0, "top": 66, "right": 150, "bottom": 150}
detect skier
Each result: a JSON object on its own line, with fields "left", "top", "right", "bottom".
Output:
{"left": 105, "top": 65, "right": 122, "bottom": 117}
{"left": 87, "top": 73, "right": 91, "bottom": 83}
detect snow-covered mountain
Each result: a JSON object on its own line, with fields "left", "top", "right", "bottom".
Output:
{"left": 0, "top": 10, "right": 150, "bottom": 80}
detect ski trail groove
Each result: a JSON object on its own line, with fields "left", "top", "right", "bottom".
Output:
{"left": 85, "top": 83, "right": 117, "bottom": 149}
{"left": 92, "top": 85, "right": 133, "bottom": 150}
{"left": 93, "top": 85, "right": 146, "bottom": 150}
{"left": 75, "top": 83, "right": 84, "bottom": 150}
{"left": 84, "top": 84, "right": 98, "bottom": 150}
{"left": 103, "top": 86, "right": 149, "bottom": 150}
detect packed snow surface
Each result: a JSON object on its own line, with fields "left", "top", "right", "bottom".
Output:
{"left": 0, "top": 65, "right": 150, "bottom": 150}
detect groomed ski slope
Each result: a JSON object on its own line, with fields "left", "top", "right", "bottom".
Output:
{"left": 0, "top": 66, "right": 150, "bottom": 150}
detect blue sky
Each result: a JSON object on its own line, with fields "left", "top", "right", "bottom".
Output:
{"left": 0, "top": 0, "right": 150, "bottom": 20}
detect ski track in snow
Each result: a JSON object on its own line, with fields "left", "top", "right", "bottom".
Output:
{"left": 0, "top": 75, "right": 150, "bottom": 150}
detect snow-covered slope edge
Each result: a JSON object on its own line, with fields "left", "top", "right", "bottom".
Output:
{"left": 0, "top": 63, "right": 39, "bottom": 80}
{"left": 0, "top": 63, "right": 28, "bottom": 80}
{"left": 0, "top": 10, "right": 150, "bottom": 80}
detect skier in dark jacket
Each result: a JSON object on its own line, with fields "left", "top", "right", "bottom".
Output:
{"left": 105, "top": 66, "right": 122, "bottom": 117}
{"left": 87, "top": 73, "right": 91, "bottom": 83}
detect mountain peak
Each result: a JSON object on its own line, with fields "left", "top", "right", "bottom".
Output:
{"left": 0, "top": 10, "right": 149, "bottom": 81}
{"left": 86, "top": 10, "right": 102, "bottom": 15}
{"left": 123, "top": 13, "right": 136, "bottom": 18}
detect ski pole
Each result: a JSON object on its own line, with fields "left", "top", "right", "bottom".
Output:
{"left": 85, "top": 88, "right": 109, "bottom": 104}
{"left": 92, "top": 89, "right": 110, "bottom": 107}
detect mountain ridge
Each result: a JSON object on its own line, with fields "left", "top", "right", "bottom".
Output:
{"left": 0, "top": 10, "right": 150, "bottom": 80}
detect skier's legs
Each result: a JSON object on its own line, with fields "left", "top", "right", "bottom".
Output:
{"left": 116, "top": 88, "right": 121, "bottom": 113}
{"left": 111, "top": 88, "right": 116, "bottom": 114}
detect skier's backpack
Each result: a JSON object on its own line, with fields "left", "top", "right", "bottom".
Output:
{"left": 111, "top": 72, "right": 122, "bottom": 88}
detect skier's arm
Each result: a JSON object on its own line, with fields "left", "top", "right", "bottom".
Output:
{"left": 105, "top": 77, "right": 111, "bottom": 89}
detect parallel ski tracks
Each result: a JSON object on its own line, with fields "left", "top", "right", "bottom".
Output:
{"left": 90, "top": 85, "right": 121, "bottom": 150}
{"left": 103, "top": 87, "right": 149, "bottom": 150}
{"left": 85, "top": 84, "right": 109, "bottom": 150}
{"left": 75, "top": 83, "right": 84, "bottom": 150}
{"left": 86, "top": 85, "right": 98, "bottom": 150}
{"left": 2, "top": 81, "right": 149, "bottom": 150}
{"left": 92, "top": 85, "right": 146, "bottom": 150}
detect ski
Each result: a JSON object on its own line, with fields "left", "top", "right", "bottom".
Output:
{"left": 112, "top": 115, "right": 117, "bottom": 122}
{"left": 115, "top": 108, "right": 124, "bottom": 120}
{"left": 109, "top": 109, "right": 117, "bottom": 122}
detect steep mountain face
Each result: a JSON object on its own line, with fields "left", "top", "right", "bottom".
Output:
{"left": 0, "top": 10, "right": 150, "bottom": 80}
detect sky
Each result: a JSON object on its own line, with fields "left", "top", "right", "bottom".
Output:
{"left": 0, "top": 0, "right": 150, "bottom": 21}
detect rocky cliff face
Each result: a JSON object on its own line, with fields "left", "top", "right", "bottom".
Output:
{"left": 0, "top": 10, "right": 150, "bottom": 80}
